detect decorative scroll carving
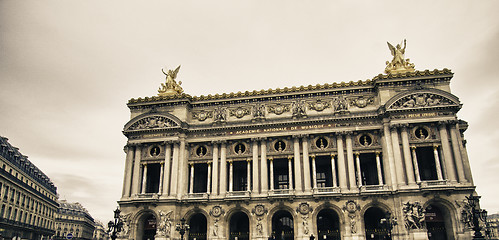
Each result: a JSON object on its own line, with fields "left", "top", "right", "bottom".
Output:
{"left": 157, "top": 210, "right": 173, "bottom": 237}
{"left": 292, "top": 100, "right": 307, "bottom": 118}
{"left": 213, "top": 107, "right": 227, "bottom": 123}
{"left": 403, "top": 202, "right": 425, "bottom": 229}
{"left": 128, "top": 116, "right": 178, "bottom": 130}
{"left": 193, "top": 110, "right": 212, "bottom": 121}
{"left": 253, "top": 104, "right": 266, "bottom": 120}
{"left": 350, "top": 96, "right": 374, "bottom": 108}
{"left": 343, "top": 200, "right": 360, "bottom": 234}
{"left": 158, "top": 65, "right": 184, "bottom": 96}
{"left": 385, "top": 39, "right": 415, "bottom": 74}
{"left": 229, "top": 107, "right": 251, "bottom": 118}
{"left": 333, "top": 96, "right": 349, "bottom": 112}
{"left": 267, "top": 103, "right": 290, "bottom": 115}
{"left": 308, "top": 99, "right": 330, "bottom": 112}
{"left": 389, "top": 93, "right": 454, "bottom": 110}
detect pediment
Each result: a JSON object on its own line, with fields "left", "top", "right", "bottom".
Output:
{"left": 124, "top": 113, "right": 182, "bottom": 132}
{"left": 386, "top": 89, "right": 460, "bottom": 111}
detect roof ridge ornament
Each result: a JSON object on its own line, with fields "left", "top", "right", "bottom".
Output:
{"left": 158, "top": 65, "right": 184, "bottom": 97}
{"left": 385, "top": 39, "right": 415, "bottom": 74}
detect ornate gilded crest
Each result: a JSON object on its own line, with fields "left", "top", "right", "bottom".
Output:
{"left": 296, "top": 203, "right": 312, "bottom": 215}
{"left": 192, "top": 110, "right": 212, "bottom": 121}
{"left": 308, "top": 99, "right": 330, "bottom": 112}
{"left": 229, "top": 107, "right": 251, "bottom": 118}
{"left": 252, "top": 204, "right": 268, "bottom": 217}
{"left": 267, "top": 103, "right": 290, "bottom": 115}
{"left": 210, "top": 206, "right": 225, "bottom": 217}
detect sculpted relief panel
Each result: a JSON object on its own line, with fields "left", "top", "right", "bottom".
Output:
{"left": 127, "top": 116, "right": 178, "bottom": 130}
{"left": 388, "top": 93, "right": 456, "bottom": 110}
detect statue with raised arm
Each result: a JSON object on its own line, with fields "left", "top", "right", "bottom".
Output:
{"left": 385, "top": 39, "right": 415, "bottom": 74}
{"left": 158, "top": 65, "right": 184, "bottom": 97}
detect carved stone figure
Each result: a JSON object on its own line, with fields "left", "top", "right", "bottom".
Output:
{"left": 403, "top": 202, "right": 425, "bottom": 229}
{"left": 213, "top": 219, "right": 219, "bottom": 236}
{"left": 119, "top": 212, "right": 132, "bottom": 237}
{"left": 389, "top": 93, "right": 454, "bottom": 110}
{"left": 256, "top": 221, "right": 263, "bottom": 235}
{"left": 302, "top": 216, "right": 310, "bottom": 235}
{"left": 213, "top": 107, "right": 227, "bottom": 123}
{"left": 158, "top": 65, "right": 184, "bottom": 96}
{"left": 253, "top": 104, "right": 266, "bottom": 119}
{"left": 292, "top": 100, "right": 307, "bottom": 118}
{"left": 157, "top": 210, "right": 173, "bottom": 237}
{"left": 343, "top": 200, "right": 360, "bottom": 234}
{"left": 333, "top": 96, "right": 348, "bottom": 112}
{"left": 385, "top": 39, "right": 415, "bottom": 74}
{"left": 349, "top": 214, "right": 357, "bottom": 233}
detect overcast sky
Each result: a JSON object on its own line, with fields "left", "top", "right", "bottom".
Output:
{"left": 1, "top": 0, "right": 498, "bottom": 223}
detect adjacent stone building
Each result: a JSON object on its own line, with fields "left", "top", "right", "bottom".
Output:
{"left": 54, "top": 200, "right": 96, "bottom": 240}
{"left": 0, "top": 136, "right": 58, "bottom": 239}
{"left": 117, "top": 42, "right": 481, "bottom": 240}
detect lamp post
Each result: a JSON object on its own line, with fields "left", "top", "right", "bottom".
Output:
{"left": 380, "top": 211, "right": 397, "bottom": 240}
{"left": 176, "top": 217, "right": 190, "bottom": 240}
{"left": 107, "top": 207, "right": 123, "bottom": 240}
{"left": 465, "top": 194, "right": 488, "bottom": 239}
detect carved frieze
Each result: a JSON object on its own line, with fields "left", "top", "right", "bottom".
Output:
{"left": 403, "top": 201, "right": 425, "bottom": 229}
{"left": 253, "top": 104, "right": 266, "bottom": 120}
{"left": 350, "top": 96, "right": 374, "bottom": 108}
{"left": 157, "top": 210, "right": 173, "bottom": 237}
{"left": 267, "top": 103, "right": 290, "bottom": 115}
{"left": 128, "top": 116, "right": 178, "bottom": 130}
{"left": 308, "top": 99, "right": 330, "bottom": 112}
{"left": 229, "top": 107, "right": 251, "bottom": 118}
{"left": 192, "top": 110, "right": 213, "bottom": 121}
{"left": 292, "top": 100, "right": 307, "bottom": 118}
{"left": 333, "top": 96, "right": 349, "bottom": 112}
{"left": 389, "top": 93, "right": 455, "bottom": 110}
{"left": 213, "top": 107, "right": 227, "bottom": 123}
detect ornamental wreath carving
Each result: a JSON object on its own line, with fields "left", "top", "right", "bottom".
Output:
{"left": 308, "top": 99, "right": 330, "bottom": 112}
{"left": 193, "top": 110, "right": 213, "bottom": 121}
{"left": 389, "top": 93, "right": 454, "bottom": 110}
{"left": 350, "top": 96, "right": 374, "bottom": 108}
{"left": 128, "top": 116, "right": 177, "bottom": 130}
{"left": 229, "top": 107, "right": 251, "bottom": 118}
{"left": 210, "top": 206, "right": 225, "bottom": 218}
{"left": 403, "top": 202, "right": 425, "bottom": 229}
{"left": 268, "top": 103, "right": 290, "bottom": 115}
{"left": 252, "top": 204, "right": 268, "bottom": 217}
{"left": 296, "top": 202, "right": 312, "bottom": 215}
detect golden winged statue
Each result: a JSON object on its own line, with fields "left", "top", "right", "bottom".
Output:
{"left": 385, "top": 39, "right": 415, "bottom": 74}
{"left": 158, "top": 65, "right": 184, "bottom": 96}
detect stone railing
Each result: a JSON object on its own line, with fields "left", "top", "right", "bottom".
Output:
{"left": 226, "top": 191, "right": 250, "bottom": 198}
{"left": 269, "top": 189, "right": 294, "bottom": 195}
{"left": 314, "top": 187, "right": 341, "bottom": 194}
{"left": 419, "top": 180, "right": 447, "bottom": 188}
{"left": 187, "top": 193, "right": 208, "bottom": 199}
{"left": 360, "top": 185, "right": 389, "bottom": 192}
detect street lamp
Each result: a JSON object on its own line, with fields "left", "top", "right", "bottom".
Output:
{"left": 108, "top": 207, "right": 123, "bottom": 240}
{"left": 465, "top": 194, "right": 488, "bottom": 239}
{"left": 176, "top": 217, "right": 190, "bottom": 240}
{"left": 380, "top": 211, "right": 398, "bottom": 240}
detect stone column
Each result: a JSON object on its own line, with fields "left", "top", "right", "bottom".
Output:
{"left": 355, "top": 153, "right": 362, "bottom": 186}
{"left": 252, "top": 140, "right": 259, "bottom": 193}
{"left": 411, "top": 146, "right": 421, "bottom": 183}
{"left": 438, "top": 122, "right": 457, "bottom": 183}
{"left": 433, "top": 145, "right": 444, "bottom": 181}
{"left": 391, "top": 125, "right": 406, "bottom": 186}
{"left": 330, "top": 154, "right": 337, "bottom": 187}
{"left": 211, "top": 142, "right": 219, "bottom": 196}
{"left": 345, "top": 133, "right": 357, "bottom": 190}
{"left": 207, "top": 162, "right": 211, "bottom": 193}
{"left": 122, "top": 145, "right": 134, "bottom": 197}
{"left": 189, "top": 163, "right": 194, "bottom": 194}
{"left": 163, "top": 142, "right": 172, "bottom": 196}
{"left": 260, "top": 140, "right": 268, "bottom": 193}
{"left": 159, "top": 162, "right": 164, "bottom": 195}
{"left": 220, "top": 142, "right": 227, "bottom": 196}
{"left": 293, "top": 137, "right": 303, "bottom": 192}
{"left": 336, "top": 134, "right": 348, "bottom": 190}
{"left": 302, "top": 136, "right": 312, "bottom": 193}
{"left": 455, "top": 123, "right": 474, "bottom": 184}
{"left": 269, "top": 158, "right": 274, "bottom": 191}
{"left": 383, "top": 121, "right": 398, "bottom": 190}
{"left": 228, "top": 161, "right": 233, "bottom": 192}
{"left": 311, "top": 155, "right": 317, "bottom": 189}
{"left": 401, "top": 125, "right": 416, "bottom": 186}
{"left": 375, "top": 152, "right": 383, "bottom": 185}
{"left": 247, "top": 159, "right": 251, "bottom": 191}
{"left": 141, "top": 164, "right": 148, "bottom": 194}
{"left": 177, "top": 137, "right": 187, "bottom": 198}
{"left": 170, "top": 142, "right": 179, "bottom": 196}
{"left": 450, "top": 123, "right": 467, "bottom": 183}
{"left": 131, "top": 145, "right": 142, "bottom": 195}
{"left": 288, "top": 156, "right": 293, "bottom": 190}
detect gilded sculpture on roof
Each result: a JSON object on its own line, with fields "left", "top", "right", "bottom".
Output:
{"left": 385, "top": 39, "right": 415, "bottom": 74}
{"left": 158, "top": 65, "right": 184, "bottom": 96}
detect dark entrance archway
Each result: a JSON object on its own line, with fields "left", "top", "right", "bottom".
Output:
{"left": 364, "top": 207, "right": 389, "bottom": 240}
{"left": 317, "top": 209, "right": 341, "bottom": 240}
{"left": 229, "top": 211, "right": 250, "bottom": 240}
{"left": 137, "top": 214, "right": 157, "bottom": 240}
{"left": 425, "top": 204, "right": 451, "bottom": 240}
{"left": 271, "top": 210, "right": 294, "bottom": 240}
{"left": 188, "top": 213, "right": 207, "bottom": 240}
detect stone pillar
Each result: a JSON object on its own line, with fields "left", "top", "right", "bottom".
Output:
{"left": 141, "top": 164, "right": 148, "bottom": 194}
{"left": 228, "top": 161, "right": 233, "bottom": 192}
{"left": 355, "top": 152, "right": 362, "bottom": 186}
{"left": 131, "top": 145, "right": 142, "bottom": 195}
{"left": 287, "top": 156, "right": 293, "bottom": 190}
{"left": 220, "top": 142, "right": 227, "bottom": 196}
{"left": 122, "top": 145, "right": 134, "bottom": 197}
{"left": 163, "top": 142, "right": 172, "bottom": 196}
{"left": 450, "top": 123, "right": 467, "bottom": 183}
{"left": 212, "top": 142, "right": 219, "bottom": 196}
{"left": 336, "top": 134, "right": 348, "bottom": 190}
{"left": 170, "top": 142, "right": 179, "bottom": 196}
{"left": 189, "top": 163, "right": 194, "bottom": 194}
{"left": 438, "top": 122, "right": 457, "bottom": 183}
{"left": 247, "top": 159, "right": 251, "bottom": 191}
{"left": 375, "top": 152, "right": 383, "bottom": 185}
{"left": 345, "top": 133, "right": 357, "bottom": 190}
{"left": 391, "top": 125, "right": 406, "bottom": 186}
{"left": 383, "top": 122, "right": 398, "bottom": 190}
{"left": 411, "top": 146, "right": 421, "bottom": 183}
{"left": 401, "top": 125, "right": 416, "bottom": 186}
{"left": 177, "top": 137, "right": 187, "bottom": 198}
{"left": 293, "top": 137, "right": 303, "bottom": 192}
{"left": 330, "top": 154, "right": 337, "bottom": 187}
{"left": 252, "top": 140, "right": 259, "bottom": 193}
{"left": 311, "top": 155, "right": 317, "bottom": 189}
{"left": 269, "top": 158, "right": 274, "bottom": 191}
{"left": 455, "top": 123, "right": 474, "bottom": 184}
{"left": 207, "top": 162, "right": 212, "bottom": 193}
{"left": 260, "top": 140, "right": 268, "bottom": 194}
{"left": 159, "top": 162, "right": 164, "bottom": 195}
{"left": 433, "top": 145, "right": 444, "bottom": 181}
{"left": 302, "top": 136, "right": 312, "bottom": 193}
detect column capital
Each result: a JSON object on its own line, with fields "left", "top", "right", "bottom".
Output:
{"left": 268, "top": 157, "right": 273, "bottom": 162}
{"left": 207, "top": 161, "right": 212, "bottom": 166}
{"left": 246, "top": 158, "right": 252, "bottom": 163}
{"left": 330, "top": 153, "right": 336, "bottom": 157}
{"left": 448, "top": 119, "right": 459, "bottom": 125}
{"left": 354, "top": 152, "right": 360, "bottom": 156}
{"left": 433, "top": 144, "right": 440, "bottom": 150}
{"left": 162, "top": 140, "right": 173, "bottom": 145}
{"left": 287, "top": 156, "right": 293, "bottom": 160}
{"left": 142, "top": 162, "right": 147, "bottom": 166}
{"left": 345, "top": 131, "right": 354, "bottom": 136}
{"left": 189, "top": 162, "right": 195, "bottom": 166}
{"left": 410, "top": 145, "right": 417, "bottom": 150}
{"left": 310, "top": 155, "right": 316, "bottom": 160}
{"left": 228, "top": 160, "right": 233, "bottom": 164}
{"left": 389, "top": 124, "right": 401, "bottom": 130}
{"left": 400, "top": 123, "right": 410, "bottom": 129}
{"left": 437, "top": 120, "right": 449, "bottom": 127}
{"left": 375, "top": 151, "right": 381, "bottom": 156}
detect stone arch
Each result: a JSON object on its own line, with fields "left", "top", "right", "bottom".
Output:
{"left": 268, "top": 205, "right": 297, "bottom": 240}
{"left": 423, "top": 198, "right": 459, "bottom": 240}
{"left": 385, "top": 88, "right": 460, "bottom": 111}
{"left": 123, "top": 112, "right": 184, "bottom": 132}
{"left": 360, "top": 202, "right": 393, "bottom": 240}
{"left": 132, "top": 209, "right": 159, "bottom": 240}
{"left": 312, "top": 204, "right": 343, "bottom": 240}
{"left": 227, "top": 210, "right": 251, "bottom": 240}
{"left": 185, "top": 210, "right": 208, "bottom": 240}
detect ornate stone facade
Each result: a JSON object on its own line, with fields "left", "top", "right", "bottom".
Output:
{"left": 118, "top": 46, "right": 480, "bottom": 240}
